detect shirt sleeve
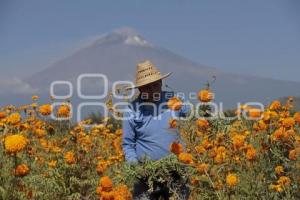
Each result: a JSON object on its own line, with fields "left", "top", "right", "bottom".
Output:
{"left": 178, "top": 95, "right": 191, "bottom": 118}
{"left": 122, "top": 110, "right": 138, "bottom": 163}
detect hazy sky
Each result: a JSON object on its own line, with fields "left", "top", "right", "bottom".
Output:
{"left": 0, "top": 0, "right": 299, "bottom": 81}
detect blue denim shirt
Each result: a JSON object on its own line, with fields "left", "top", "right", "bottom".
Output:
{"left": 122, "top": 91, "right": 190, "bottom": 163}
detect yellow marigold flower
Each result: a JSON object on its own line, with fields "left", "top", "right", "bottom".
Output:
{"left": 232, "top": 135, "right": 245, "bottom": 149}
{"left": 226, "top": 173, "right": 239, "bottom": 187}
{"left": 64, "top": 151, "right": 76, "bottom": 164}
{"left": 31, "top": 103, "right": 38, "bottom": 109}
{"left": 196, "top": 163, "right": 209, "bottom": 174}
{"left": 275, "top": 166, "right": 284, "bottom": 175}
{"left": 269, "top": 184, "right": 283, "bottom": 192}
{"left": 216, "top": 146, "right": 226, "bottom": 154}
{"left": 39, "top": 139, "right": 48, "bottom": 148}
{"left": 99, "top": 176, "right": 113, "bottom": 192}
{"left": 263, "top": 111, "right": 271, "bottom": 121}
{"left": 269, "top": 100, "right": 281, "bottom": 111}
{"left": 282, "top": 117, "right": 295, "bottom": 128}
{"left": 196, "top": 118, "right": 210, "bottom": 130}
{"left": 198, "top": 89, "right": 213, "bottom": 102}
{"left": 277, "top": 176, "right": 291, "bottom": 186}
{"left": 167, "top": 97, "right": 182, "bottom": 111}
{"left": 31, "top": 95, "right": 39, "bottom": 101}
{"left": 4, "top": 134, "right": 27, "bottom": 154}
{"left": 6, "top": 113, "right": 21, "bottom": 125}
{"left": 38, "top": 104, "right": 52, "bottom": 116}
{"left": 289, "top": 149, "right": 296, "bottom": 161}
{"left": 34, "top": 128, "right": 47, "bottom": 138}
{"left": 170, "top": 141, "right": 183, "bottom": 155}
{"left": 214, "top": 152, "right": 226, "bottom": 164}
{"left": 48, "top": 160, "right": 57, "bottom": 168}
{"left": 178, "top": 152, "right": 193, "bottom": 164}
{"left": 14, "top": 164, "right": 30, "bottom": 177}
{"left": 294, "top": 112, "right": 300, "bottom": 124}
{"left": 169, "top": 118, "right": 177, "bottom": 128}
{"left": 115, "top": 129, "right": 122, "bottom": 136}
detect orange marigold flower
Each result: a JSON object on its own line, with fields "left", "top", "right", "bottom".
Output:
{"left": 178, "top": 152, "right": 193, "bottom": 164}
{"left": 38, "top": 104, "right": 52, "bottom": 116}
{"left": 64, "top": 151, "right": 76, "bottom": 164}
{"left": 254, "top": 120, "right": 267, "bottom": 131}
{"left": 196, "top": 163, "right": 209, "bottom": 174}
{"left": 248, "top": 108, "right": 262, "bottom": 119}
{"left": 170, "top": 141, "right": 183, "bottom": 155}
{"left": 273, "top": 127, "right": 285, "bottom": 141}
{"left": 245, "top": 146, "right": 257, "bottom": 161}
{"left": 167, "top": 97, "right": 182, "bottom": 111}
{"left": 294, "top": 112, "right": 300, "bottom": 124}
{"left": 226, "top": 173, "right": 239, "bottom": 187}
{"left": 56, "top": 104, "right": 71, "bottom": 118}
{"left": 190, "top": 177, "right": 200, "bottom": 185}
{"left": 96, "top": 160, "right": 108, "bottom": 175}
{"left": 288, "top": 149, "right": 296, "bottom": 161}
{"left": 282, "top": 117, "right": 295, "bottom": 128}
{"left": 14, "top": 164, "right": 30, "bottom": 177}
{"left": 198, "top": 89, "right": 213, "bottom": 102}
{"left": 99, "top": 176, "right": 113, "bottom": 192}
{"left": 275, "top": 165, "right": 284, "bottom": 175}
{"left": 196, "top": 118, "right": 209, "bottom": 130}
{"left": 4, "top": 134, "right": 27, "bottom": 154}
{"left": 195, "top": 145, "right": 206, "bottom": 154}
{"left": 113, "top": 184, "right": 132, "bottom": 200}
{"left": 0, "top": 111, "right": 6, "bottom": 119}
{"left": 277, "top": 176, "right": 291, "bottom": 186}
{"left": 169, "top": 118, "right": 177, "bottom": 128}
{"left": 214, "top": 152, "right": 226, "bottom": 164}
{"left": 269, "top": 100, "right": 281, "bottom": 111}
{"left": 202, "top": 138, "right": 213, "bottom": 149}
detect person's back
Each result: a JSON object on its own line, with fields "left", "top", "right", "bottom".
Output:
{"left": 122, "top": 90, "right": 187, "bottom": 162}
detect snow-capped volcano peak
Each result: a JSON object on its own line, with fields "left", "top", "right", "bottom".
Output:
{"left": 124, "top": 35, "right": 152, "bottom": 46}
{"left": 92, "top": 26, "right": 153, "bottom": 47}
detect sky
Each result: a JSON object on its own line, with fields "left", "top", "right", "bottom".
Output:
{"left": 0, "top": 0, "right": 300, "bottom": 82}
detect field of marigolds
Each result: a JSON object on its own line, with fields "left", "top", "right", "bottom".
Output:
{"left": 0, "top": 88, "right": 299, "bottom": 200}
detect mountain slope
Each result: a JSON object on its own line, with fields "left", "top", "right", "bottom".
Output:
{"left": 19, "top": 27, "right": 300, "bottom": 108}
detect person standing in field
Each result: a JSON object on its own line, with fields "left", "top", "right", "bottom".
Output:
{"left": 122, "top": 60, "right": 190, "bottom": 200}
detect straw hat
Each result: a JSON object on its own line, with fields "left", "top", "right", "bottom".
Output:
{"left": 126, "top": 60, "right": 172, "bottom": 89}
